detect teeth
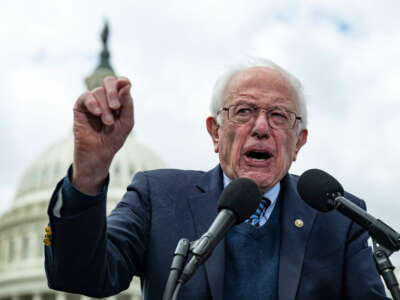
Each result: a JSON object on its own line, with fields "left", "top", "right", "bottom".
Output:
{"left": 250, "top": 157, "right": 267, "bottom": 161}
{"left": 246, "top": 151, "right": 270, "bottom": 160}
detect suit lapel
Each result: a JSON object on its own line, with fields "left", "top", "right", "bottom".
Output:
{"left": 184, "top": 168, "right": 315, "bottom": 300}
{"left": 186, "top": 165, "right": 225, "bottom": 300}
{"left": 279, "top": 174, "right": 317, "bottom": 300}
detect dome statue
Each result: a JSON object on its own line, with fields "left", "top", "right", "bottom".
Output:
{"left": 0, "top": 22, "right": 164, "bottom": 300}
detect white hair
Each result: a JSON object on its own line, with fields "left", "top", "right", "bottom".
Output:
{"left": 210, "top": 58, "right": 308, "bottom": 132}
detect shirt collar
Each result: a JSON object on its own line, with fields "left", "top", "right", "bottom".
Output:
{"left": 222, "top": 173, "right": 280, "bottom": 205}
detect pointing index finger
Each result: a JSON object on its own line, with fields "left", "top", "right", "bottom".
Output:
{"left": 116, "top": 77, "right": 131, "bottom": 91}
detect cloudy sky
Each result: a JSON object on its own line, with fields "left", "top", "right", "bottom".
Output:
{"left": 1, "top": 0, "right": 400, "bottom": 262}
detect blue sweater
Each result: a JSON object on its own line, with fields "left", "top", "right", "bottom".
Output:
{"left": 224, "top": 201, "right": 281, "bottom": 300}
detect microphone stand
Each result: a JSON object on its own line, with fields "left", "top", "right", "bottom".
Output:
{"left": 162, "top": 237, "right": 209, "bottom": 300}
{"left": 372, "top": 239, "right": 400, "bottom": 300}
{"left": 162, "top": 238, "right": 190, "bottom": 300}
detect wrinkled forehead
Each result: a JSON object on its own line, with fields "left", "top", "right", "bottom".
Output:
{"left": 223, "top": 67, "right": 299, "bottom": 110}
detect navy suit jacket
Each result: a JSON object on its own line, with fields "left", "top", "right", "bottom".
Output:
{"left": 45, "top": 165, "right": 388, "bottom": 300}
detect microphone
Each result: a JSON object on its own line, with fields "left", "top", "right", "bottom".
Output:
{"left": 178, "top": 177, "right": 262, "bottom": 284}
{"left": 297, "top": 169, "right": 400, "bottom": 252}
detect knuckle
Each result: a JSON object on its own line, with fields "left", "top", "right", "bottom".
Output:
{"left": 107, "top": 90, "right": 118, "bottom": 101}
{"left": 75, "top": 91, "right": 90, "bottom": 109}
{"left": 118, "top": 76, "right": 131, "bottom": 83}
{"left": 85, "top": 97, "right": 97, "bottom": 107}
{"left": 92, "top": 87, "right": 104, "bottom": 96}
{"left": 81, "top": 91, "right": 91, "bottom": 98}
{"left": 104, "top": 76, "right": 116, "bottom": 83}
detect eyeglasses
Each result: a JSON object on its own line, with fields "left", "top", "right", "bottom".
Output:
{"left": 217, "top": 103, "right": 302, "bottom": 130}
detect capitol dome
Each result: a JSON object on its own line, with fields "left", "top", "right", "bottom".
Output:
{"left": 0, "top": 23, "right": 165, "bottom": 300}
{"left": 0, "top": 131, "right": 165, "bottom": 300}
{"left": 13, "top": 132, "right": 165, "bottom": 212}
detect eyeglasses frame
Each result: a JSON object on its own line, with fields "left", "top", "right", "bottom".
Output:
{"left": 217, "top": 103, "right": 302, "bottom": 130}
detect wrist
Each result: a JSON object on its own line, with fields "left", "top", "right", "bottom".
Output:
{"left": 71, "top": 163, "right": 110, "bottom": 196}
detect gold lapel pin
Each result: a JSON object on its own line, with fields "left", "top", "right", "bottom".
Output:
{"left": 294, "top": 219, "right": 304, "bottom": 228}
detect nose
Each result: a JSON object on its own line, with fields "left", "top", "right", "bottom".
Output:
{"left": 251, "top": 109, "right": 270, "bottom": 139}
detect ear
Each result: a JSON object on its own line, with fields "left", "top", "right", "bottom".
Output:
{"left": 206, "top": 116, "right": 220, "bottom": 153}
{"left": 293, "top": 129, "right": 308, "bottom": 161}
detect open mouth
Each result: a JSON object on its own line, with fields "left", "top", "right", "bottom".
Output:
{"left": 245, "top": 150, "right": 271, "bottom": 162}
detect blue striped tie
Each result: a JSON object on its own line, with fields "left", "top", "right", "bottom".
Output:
{"left": 246, "top": 197, "right": 271, "bottom": 227}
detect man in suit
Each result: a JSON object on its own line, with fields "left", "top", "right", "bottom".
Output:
{"left": 45, "top": 59, "right": 389, "bottom": 299}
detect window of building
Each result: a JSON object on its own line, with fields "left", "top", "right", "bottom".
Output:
{"left": 22, "top": 236, "right": 29, "bottom": 259}
{"left": 66, "top": 295, "right": 80, "bottom": 300}
{"left": 114, "top": 163, "right": 121, "bottom": 177}
{"left": 54, "top": 163, "right": 61, "bottom": 178}
{"left": 42, "top": 167, "right": 48, "bottom": 184}
{"left": 20, "top": 294, "right": 32, "bottom": 300}
{"left": 8, "top": 239, "right": 15, "bottom": 262}
{"left": 38, "top": 234, "right": 44, "bottom": 257}
{"left": 42, "top": 293, "right": 55, "bottom": 300}
{"left": 129, "top": 165, "right": 135, "bottom": 176}
{"left": 117, "top": 294, "right": 131, "bottom": 300}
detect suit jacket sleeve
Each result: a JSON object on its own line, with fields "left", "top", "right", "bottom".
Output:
{"left": 45, "top": 171, "right": 151, "bottom": 298}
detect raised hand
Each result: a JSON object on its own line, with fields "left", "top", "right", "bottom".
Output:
{"left": 72, "top": 76, "right": 134, "bottom": 195}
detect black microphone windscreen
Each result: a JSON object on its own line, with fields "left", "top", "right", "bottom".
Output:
{"left": 218, "top": 177, "right": 262, "bottom": 224}
{"left": 297, "top": 169, "right": 344, "bottom": 212}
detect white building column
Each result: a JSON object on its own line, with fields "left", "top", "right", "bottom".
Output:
{"left": 81, "top": 296, "right": 91, "bottom": 300}
{"left": 131, "top": 292, "right": 139, "bottom": 300}
{"left": 56, "top": 293, "right": 67, "bottom": 300}
{"left": 0, "top": 240, "right": 4, "bottom": 268}
{"left": 33, "top": 293, "right": 42, "bottom": 300}
{"left": 108, "top": 297, "right": 117, "bottom": 300}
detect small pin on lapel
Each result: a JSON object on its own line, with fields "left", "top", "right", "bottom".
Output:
{"left": 294, "top": 219, "right": 304, "bottom": 228}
